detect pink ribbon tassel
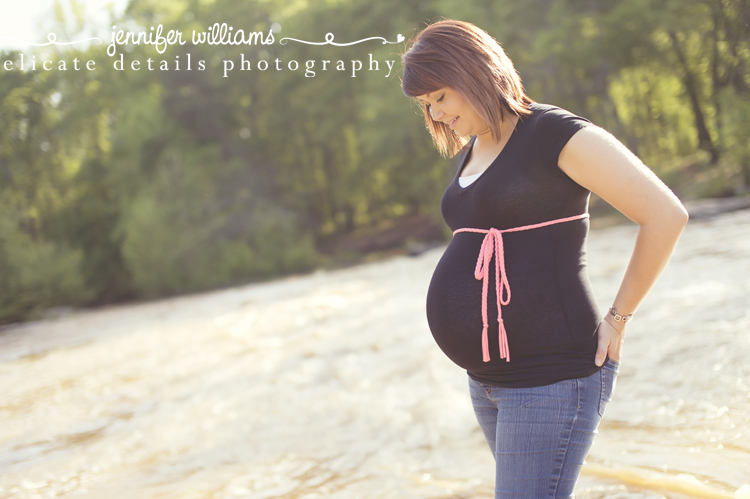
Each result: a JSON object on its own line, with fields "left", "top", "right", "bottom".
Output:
{"left": 453, "top": 213, "right": 590, "bottom": 363}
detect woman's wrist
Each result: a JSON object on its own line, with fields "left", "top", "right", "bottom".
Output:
{"left": 603, "top": 314, "right": 626, "bottom": 335}
{"left": 604, "top": 305, "right": 632, "bottom": 334}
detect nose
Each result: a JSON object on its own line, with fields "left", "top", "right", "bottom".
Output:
{"left": 429, "top": 105, "right": 444, "bottom": 121}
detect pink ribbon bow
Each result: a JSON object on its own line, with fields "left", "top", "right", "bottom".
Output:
{"left": 453, "top": 213, "right": 590, "bottom": 363}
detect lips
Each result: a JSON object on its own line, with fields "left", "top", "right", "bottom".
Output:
{"left": 448, "top": 116, "right": 459, "bottom": 129}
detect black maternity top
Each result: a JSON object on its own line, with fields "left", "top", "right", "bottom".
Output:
{"left": 425, "top": 102, "right": 603, "bottom": 388}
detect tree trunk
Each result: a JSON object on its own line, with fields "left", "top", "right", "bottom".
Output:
{"left": 668, "top": 31, "right": 720, "bottom": 164}
{"left": 711, "top": 7, "right": 723, "bottom": 152}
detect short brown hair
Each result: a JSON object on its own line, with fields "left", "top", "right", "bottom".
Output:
{"left": 401, "top": 20, "right": 533, "bottom": 158}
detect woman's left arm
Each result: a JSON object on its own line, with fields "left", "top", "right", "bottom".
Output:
{"left": 558, "top": 126, "right": 689, "bottom": 366}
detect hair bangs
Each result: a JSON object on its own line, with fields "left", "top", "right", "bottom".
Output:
{"left": 401, "top": 54, "right": 448, "bottom": 99}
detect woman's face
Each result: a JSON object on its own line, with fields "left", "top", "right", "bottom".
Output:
{"left": 416, "top": 87, "right": 488, "bottom": 137}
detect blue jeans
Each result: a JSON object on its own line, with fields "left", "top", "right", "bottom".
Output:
{"left": 468, "top": 358, "right": 619, "bottom": 498}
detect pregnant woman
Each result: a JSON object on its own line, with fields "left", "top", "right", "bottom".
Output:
{"left": 401, "top": 20, "right": 688, "bottom": 498}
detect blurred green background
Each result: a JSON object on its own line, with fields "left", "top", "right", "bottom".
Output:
{"left": 1, "top": 0, "right": 748, "bottom": 324}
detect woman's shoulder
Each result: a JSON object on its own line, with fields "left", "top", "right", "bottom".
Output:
{"left": 523, "top": 102, "right": 593, "bottom": 136}
{"left": 524, "top": 102, "right": 590, "bottom": 122}
{"left": 528, "top": 102, "right": 563, "bottom": 113}
{"left": 519, "top": 102, "right": 595, "bottom": 166}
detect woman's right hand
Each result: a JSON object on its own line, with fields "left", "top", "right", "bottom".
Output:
{"left": 594, "top": 316, "right": 625, "bottom": 366}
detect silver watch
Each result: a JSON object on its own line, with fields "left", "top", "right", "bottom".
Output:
{"left": 609, "top": 306, "right": 633, "bottom": 323}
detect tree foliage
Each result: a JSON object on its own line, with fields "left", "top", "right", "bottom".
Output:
{"left": 1, "top": 0, "right": 748, "bottom": 323}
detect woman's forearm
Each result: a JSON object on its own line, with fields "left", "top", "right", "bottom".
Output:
{"left": 594, "top": 210, "right": 688, "bottom": 365}
{"left": 610, "top": 211, "right": 689, "bottom": 321}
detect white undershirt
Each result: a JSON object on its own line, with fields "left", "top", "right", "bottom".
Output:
{"left": 458, "top": 172, "right": 481, "bottom": 188}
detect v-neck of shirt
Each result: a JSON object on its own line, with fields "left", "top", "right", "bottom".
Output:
{"left": 455, "top": 118, "right": 522, "bottom": 191}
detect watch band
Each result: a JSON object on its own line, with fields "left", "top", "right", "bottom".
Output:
{"left": 609, "top": 306, "right": 633, "bottom": 324}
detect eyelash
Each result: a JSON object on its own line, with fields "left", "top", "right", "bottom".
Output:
{"left": 424, "top": 94, "right": 444, "bottom": 110}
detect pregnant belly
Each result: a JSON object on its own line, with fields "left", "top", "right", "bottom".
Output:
{"left": 425, "top": 233, "right": 592, "bottom": 371}
{"left": 425, "top": 239, "right": 489, "bottom": 370}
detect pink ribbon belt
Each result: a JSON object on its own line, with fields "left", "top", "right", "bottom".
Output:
{"left": 453, "top": 213, "right": 590, "bottom": 363}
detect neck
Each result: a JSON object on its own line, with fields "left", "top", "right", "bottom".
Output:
{"left": 475, "top": 113, "right": 519, "bottom": 151}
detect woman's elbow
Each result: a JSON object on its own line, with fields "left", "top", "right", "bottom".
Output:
{"left": 656, "top": 186, "right": 689, "bottom": 228}
{"left": 655, "top": 201, "right": 689, "bottom": 231}
{"left": 678, "top": 204, "right": 690, "bottom": 226}
{"left": 637, "top": 197, "right": 689, "bottom": 230}
{"left": 673, "top": 197, "right": 690, "bottom": 225}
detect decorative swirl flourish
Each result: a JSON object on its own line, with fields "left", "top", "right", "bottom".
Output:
{"left": 0, "top": 33, "right": 103, "bottom": 47}
{"left": 279, "top": 32, "right": 405, "bottom": 46}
